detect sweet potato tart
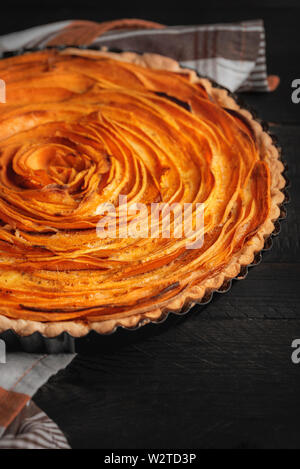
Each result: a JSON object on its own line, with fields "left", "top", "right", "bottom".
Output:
{"left": 0, "top": 48, "right": 285, "bottom": 336}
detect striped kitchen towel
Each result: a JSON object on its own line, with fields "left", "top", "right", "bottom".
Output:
{"left": 0, "top": 18, "right": 279, "bottom": 93}
{"left": 0, "top": 351, "right": 74, "bottom": 448}
{"left": 0, "top": 401, "right": 70, "bottom": 449}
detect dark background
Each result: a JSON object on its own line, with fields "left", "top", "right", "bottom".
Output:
{"left": 1, "top": 0, "right": 300, "bottom": 449}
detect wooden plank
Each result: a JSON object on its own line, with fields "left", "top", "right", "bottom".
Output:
{"left": 34, "top": 318, "right": 300, "bottom": 449}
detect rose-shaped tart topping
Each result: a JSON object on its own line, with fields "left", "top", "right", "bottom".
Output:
{"left": 0, "top": 49, "right": 282, "bottom": 327}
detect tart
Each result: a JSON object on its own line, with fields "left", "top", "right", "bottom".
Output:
{"left": 0, "top": 48, "right": 285, "bottom": 337}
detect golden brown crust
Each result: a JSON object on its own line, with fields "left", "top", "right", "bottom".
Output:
{"left": 0, "top": 49, "right": 285, "bottom": 337}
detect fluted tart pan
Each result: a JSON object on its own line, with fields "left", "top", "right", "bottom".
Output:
{"left": 0, "top": 47, "right": 287, "bottom": 345}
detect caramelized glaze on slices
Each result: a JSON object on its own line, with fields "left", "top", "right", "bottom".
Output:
{"left": 0, "top": 49, "right": 284, "bottom": 330}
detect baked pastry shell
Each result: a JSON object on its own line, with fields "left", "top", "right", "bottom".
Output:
{"left": 0, "top": 47, "right": 288, "bottom": 342}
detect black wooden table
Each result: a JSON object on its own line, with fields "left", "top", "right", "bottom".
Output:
{"left": 2, "top": 2, "right": 299, "bottom": 449}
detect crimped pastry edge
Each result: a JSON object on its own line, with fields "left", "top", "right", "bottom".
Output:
{"left": 0, "top": 49, "right": 286, "bottom": 337}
